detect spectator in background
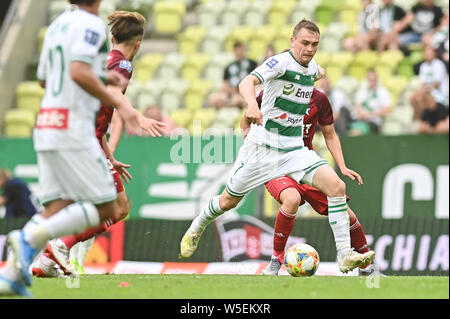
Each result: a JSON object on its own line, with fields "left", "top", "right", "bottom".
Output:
{"left": 0, "top": 0, "right": 13, "bottom": 28}
{"left": 342, "top": 0, "right": 379, "bottom": 53}
{"left": 394, "top": 0, "right": 444, "bottom": 49}
{"left": 350, "top": 70, "right": 392, "bottom": 135}
{"left": 263, "top": 45, "right": 276, "bottom": 61}
{"left": 142, "top": 105, "right": 177, "bottom": 136}
{"left": 208, "top": 41, "right": 257, "bottom": 109}
{"left": 0, "top": 168, "right": 39, "bottom": 219}
{"left": 417, "top": 89, "right": 449, "bottom": 133}
{"left": 317, "top": 76, "right": 353, "bottom": 135}
{"left": 431, "top": 11, "right": 449, "bottom": 70}
{"left": 376, "top": 0, "right": 407, "bottom": 52}
{"left": 410, "top": 46, "right": 449, "bottom": 119}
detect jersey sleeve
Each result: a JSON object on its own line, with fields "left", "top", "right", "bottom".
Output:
{"left": 36, "top": 36, "right": 49, "bottom": 81}
{"left": 250, "top": 55, "right": 285, "bottom": 84}
{"left": 108, "top": 58, "right": 133, "bottom": 80}
{"left": 317, "top": 92, "right": 334, "bottom": 126}
{"left": 70, "top": 19, "right": 106, "bottom": 64}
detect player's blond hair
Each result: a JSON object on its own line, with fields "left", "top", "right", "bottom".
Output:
{"left": 108, "top": 11, "right": 146, "bottom": 44}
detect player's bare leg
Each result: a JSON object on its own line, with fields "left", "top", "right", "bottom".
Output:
{"left": 43, "top": 192, "right": 129, "bottom": 276}
{"left": 72, "top": 191, "right": 129, "bottom": 273}
{"left": 312, "top": 165, "right": 375, "bottom": 273}
{"left": 1, "top": 196, "right": 116, "bottom": 295}
{"left": 261, "top": 188, "right": 300, "bottom": 275}
{"left": 180, "top": 189, "right": 242, "bottom": 258}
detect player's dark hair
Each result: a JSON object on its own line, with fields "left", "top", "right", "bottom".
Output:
{"left": 293, "top": 19, "right": 320, "bottom": 37}
{"left": 108, "top": 11, "right": 146, "bottom": 44}
{"left": 69, "top": 0, "right": 98, "bottom": 5}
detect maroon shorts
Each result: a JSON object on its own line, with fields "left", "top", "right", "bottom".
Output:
{"left": 265, "top": 176, "right": 350, "bottom": 215}
{"left": 106, "top": 159, "right": 125, "bottom": 193}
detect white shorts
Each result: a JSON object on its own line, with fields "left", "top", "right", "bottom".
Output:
{"left": 37, "top": 145, "right": 117, "bottom": 205}
{"left": 225, "top": 139, "right": 328, "bottom": 197}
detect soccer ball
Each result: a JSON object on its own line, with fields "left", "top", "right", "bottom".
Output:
{"left": 284, "top": 243, "right": 320, "bottom": 277}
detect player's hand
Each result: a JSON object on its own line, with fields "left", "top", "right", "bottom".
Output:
{"left": 111, "top": 159, "right": 133, "bottom": 184}
{"left": 316, "top": 64, "right": 326, "bottom": 81}
{"left": 137, "top": 117, "right": 167, "bottom": 137}
{"left": 246, "top": 105, "right": 263, "bottom": 126}
{"left": 106, "top": 70, "right": 129, "bottom": 90}
{"left": 340, "top": 167, "right": 363, "bottom": 185}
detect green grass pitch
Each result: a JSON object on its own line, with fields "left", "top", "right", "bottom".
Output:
{"left": 1, "top": 275, "right": 448, "bottom": 299}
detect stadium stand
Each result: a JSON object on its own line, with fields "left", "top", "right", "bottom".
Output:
{"left": 1, "top": 0, "right": 449, "bottom": 137}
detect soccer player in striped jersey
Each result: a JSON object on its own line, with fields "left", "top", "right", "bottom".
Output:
{"left": 180, "top": 19, "right": 375, "bottom": 273}
{"left": 246, "top": 86, "right": 378, "bottom": 276}
{"left": 30, "top": 10, "right": 165, "bottom": 277}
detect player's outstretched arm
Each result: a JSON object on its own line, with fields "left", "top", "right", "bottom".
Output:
{"left": 321, "top": 124, "right": 363, "bottom": 185}
{"left": 109, "top": 111, "right": 124, "bottom": 154}
{"left": 70, "top": 61, "right": 122, "bottom": 108}
{"left": 239, "top": 74, "right": 263, "bottom": 125}
{"left": 106, "top": 85, "right": 167, "bottom": 137}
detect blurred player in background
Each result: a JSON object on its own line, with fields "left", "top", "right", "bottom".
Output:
{"left": 245, "top": 88, "right": 378, "bottom": 276}
{"left": 0, "top": 0, "right": 163, "bottom": 297}
{"left": 31, "top": 9, "right": 165, "bottom": 277}
{"left": 180, "top": 19, "right": 375, "bottom": 274}
{"left": 0, "top": 168, "right": 40, "bottom": 219}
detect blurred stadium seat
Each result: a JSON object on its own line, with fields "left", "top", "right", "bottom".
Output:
{"left": 153, "top": 0, "right": 186, "bottom": 34}
{"left": 3, "top": 0, "right": 444, "bottom": 137}
{"left": 16, "top": 81, "right": 45, "bottom": 115}
{"left": 4, "top": 109, "right": 35, "bottom": 137}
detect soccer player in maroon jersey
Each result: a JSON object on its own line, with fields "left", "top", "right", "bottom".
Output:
{"left": 241, "top": 86, "right": 378, "bottom": 276}
{"left": 31, "top": 11, "right": 165, "bottom": 277}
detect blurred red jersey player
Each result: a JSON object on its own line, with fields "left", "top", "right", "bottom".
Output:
{"left": 32, "top": 10, "right": 165, "bottom": 277}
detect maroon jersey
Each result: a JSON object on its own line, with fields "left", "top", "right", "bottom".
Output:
{"left": 256, "top": 88, "right": 333, "bottom": 150}
{"left": 95, "top": 49, "right": 133, "bottom": 145}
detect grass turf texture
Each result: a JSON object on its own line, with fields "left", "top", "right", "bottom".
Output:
{"left": 1, "top": 275, "right": 448, "bottom": 299}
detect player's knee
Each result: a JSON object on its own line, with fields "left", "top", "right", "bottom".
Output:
{"left": 328, "top": 179, "right": 346, "bottom": 197}
{"left": 280, "top": 188, "right": 301, "bottom": 213}
{"left": 220, "top": 193, "right": 241, "bottom": 211}
{"left": 114, "top": 197, "right": 130, "bottom": 221}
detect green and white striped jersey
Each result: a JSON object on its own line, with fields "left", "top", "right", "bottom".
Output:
{"left": 247, "top": 50, "right": 318, "bottom": 151}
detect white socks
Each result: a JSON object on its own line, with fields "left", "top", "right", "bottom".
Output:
{"left": 327, "top": 196, "right": 351, "bottom": 258}
{"left": 77, "top": 237, "right": 94, "bottom": 266}
{"left": 22, "top": 202, "right": 100, "bottom": 251}
{"left": 191, "top": 195, "right": 225, "bottom": 232}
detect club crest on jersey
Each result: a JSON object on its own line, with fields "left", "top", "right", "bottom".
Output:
{"left": 283, "top": 84, "right": 295, "bottom": 95}
{"left": 119, "top": 60, "right": 133, "bottom": 72}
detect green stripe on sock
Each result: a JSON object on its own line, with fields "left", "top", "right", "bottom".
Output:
{"left": 328, "top": 208, "right": 348, "bottom": 214}
{"left": 329, "top": 202, "right": 348, "bottom": 209}
{"left": 209, "top": 199, "right": 218, "bottom": 215}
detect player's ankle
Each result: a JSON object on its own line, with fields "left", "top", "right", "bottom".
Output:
{"left": 274, "top": 252, "right": 284, "bottom": 264}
